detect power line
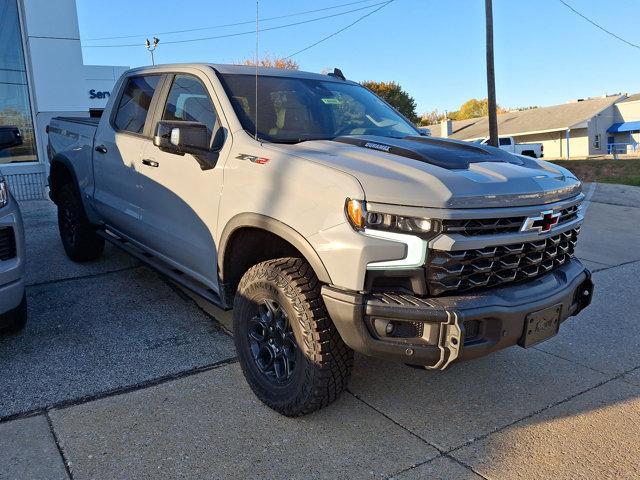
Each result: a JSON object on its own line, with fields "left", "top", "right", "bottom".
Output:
{"left": 557, "top": 0, "right": 640, "bottom": 50}
{"left": 83, "top": 0, "right": 381, "bottom": 41}
{"left": 82, "top": 1, "right": 390, "bottom": 48}
{"left": 285, "top": 0, "right": 395, "bottom": 59}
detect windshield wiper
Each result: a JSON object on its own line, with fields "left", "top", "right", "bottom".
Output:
{"left": 270, "top": 135, "right": 337, "bottom": 144}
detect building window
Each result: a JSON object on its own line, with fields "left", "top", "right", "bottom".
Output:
{"left": 594, "top": 133, "right": 601, "bottom": 149}
{"left": 0, "top": 0, "right": 38, "bottom": 164}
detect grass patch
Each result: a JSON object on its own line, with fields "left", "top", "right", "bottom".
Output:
{"left": 551, "top": 159, "right": 640, "bottom": 186}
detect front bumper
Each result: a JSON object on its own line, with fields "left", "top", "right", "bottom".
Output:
{"left": 322, "top": 259, "right": 593, "bottom": 369}
{"left": 0, "top": 193, "right": 26, "bottom": 315}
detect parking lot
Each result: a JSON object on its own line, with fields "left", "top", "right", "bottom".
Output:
{"left": 1, "top": 183, "right": 639, "bottom": 479}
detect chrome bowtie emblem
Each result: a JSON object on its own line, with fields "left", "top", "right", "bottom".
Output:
{"left": 521, "top": 210, "right": 560, "bottom": 233}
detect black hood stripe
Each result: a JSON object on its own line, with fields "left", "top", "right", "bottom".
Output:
{"left": 332, "top": 135, "right": 512, "bottom": 170}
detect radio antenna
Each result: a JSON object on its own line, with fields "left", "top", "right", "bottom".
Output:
{"left": 254, "top": 0, "right": 259, "bottom": 141}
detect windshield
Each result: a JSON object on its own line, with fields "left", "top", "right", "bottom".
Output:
{"left": 218, "top": 73, "right": 419, "bottom": 143}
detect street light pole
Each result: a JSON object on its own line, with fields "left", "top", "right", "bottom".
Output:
{"left": 145, "top": 37, "right": 159, "bottom": 65}
{"left": 485, "top": 0, "right": 498, "bottom": 147}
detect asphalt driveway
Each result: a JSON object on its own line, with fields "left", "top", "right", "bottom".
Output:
{"left": 1, "top": 183, "right": 639, "bottom": 479}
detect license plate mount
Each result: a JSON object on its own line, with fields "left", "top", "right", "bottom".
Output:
{"left": 520, "top": 303, "right": 562, "bottom": 348}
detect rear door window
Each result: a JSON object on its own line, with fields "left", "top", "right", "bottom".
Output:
{"left": 114, "top": 75, "right": 161, "bottom": 134}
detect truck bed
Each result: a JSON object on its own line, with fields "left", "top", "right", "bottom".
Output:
{"left": 48, "top": 116, "right": 100, "bottom": 166}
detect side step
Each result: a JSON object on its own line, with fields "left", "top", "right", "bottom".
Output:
{"left": 97, "top": 230, "right": 229, "bottom": 310}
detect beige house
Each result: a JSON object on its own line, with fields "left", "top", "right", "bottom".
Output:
{"left": 429, "top": 94, "right": 640, "bottom": 159}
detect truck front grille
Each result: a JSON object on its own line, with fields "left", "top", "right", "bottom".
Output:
{"left": 0, "top": 227, "right": 17, "bottom": 261}
{"left": 426, "top": 228, "right": 579, "bottom": 295}
{"left": 441, "top": 205, "right": 580, "bottom": 237}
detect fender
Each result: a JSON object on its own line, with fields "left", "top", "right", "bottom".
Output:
{"left": 48, "top": 154, "right": 79, "bottom": 204}
{"left": 49, "top": 154, "right": 101, "bottom": 224}
{"left": 218, "top": 213, "right": 332, "bottom": 285}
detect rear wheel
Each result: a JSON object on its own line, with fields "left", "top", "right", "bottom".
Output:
{"left": 0, "top": 293, "right": 27, "bottom": 334}
{"left": 233, "top": 257, "right": 353, "bottom": 416}
{"left": 57, "top": 184, "right": 104, "bottom": 262}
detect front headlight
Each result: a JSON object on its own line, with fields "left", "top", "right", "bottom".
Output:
{"left": 345, "top": 199, "right": 439, "bottom": 238}
{"left": 0, "top": 176, "right": 7, "bottom": 208}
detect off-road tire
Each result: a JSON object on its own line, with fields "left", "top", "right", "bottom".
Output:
{"left": 0, "top": 293, "right": 27, "bottom": 334}
{"left": 57, "top": 184, "right": 104, "bottom": 262}
{"left": 233, "top": 257, "right": 354, "bottom": 416}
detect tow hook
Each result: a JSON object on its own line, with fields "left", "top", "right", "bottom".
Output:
{"left": 425, "top": 311, "right": 462, "bottom": 370}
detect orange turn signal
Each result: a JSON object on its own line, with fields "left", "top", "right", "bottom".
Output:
{"left": 345, "top": 199, "right": 366, "bottom": 230}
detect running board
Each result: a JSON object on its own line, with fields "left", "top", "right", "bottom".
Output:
{"left": 97, "top": 230, "right": 229, "bottom": 310}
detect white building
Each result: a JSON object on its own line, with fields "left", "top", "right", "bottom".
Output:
{"left": 0, "top": 0, "right": 127, "bottom": 198}
{"left": 429, "top": 94, "right": 640, "bottom": 159}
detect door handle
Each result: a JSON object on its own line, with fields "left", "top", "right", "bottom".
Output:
{"left": 95, "top": 145, "right": 108, "bottom": 154}
{"left": 142, "top": 159, "right": 159, "bottom": 167}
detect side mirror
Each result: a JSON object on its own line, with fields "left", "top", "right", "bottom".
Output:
{"left": 0, "top": 126, "right": 22, "bottom": 151}
{"left": 154, "top": 121, "right": 210, "bottom": 155}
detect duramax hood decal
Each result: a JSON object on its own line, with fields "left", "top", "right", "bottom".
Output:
{"left": 332, "top": 135, "right": 517, "bottom": 170}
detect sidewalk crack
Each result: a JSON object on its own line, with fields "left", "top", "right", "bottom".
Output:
{"left": 45, "top": 411, "right": 74, "bottom": 480}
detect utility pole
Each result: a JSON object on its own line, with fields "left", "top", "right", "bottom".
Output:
{"left": 145, "top": 37, "right": 159, "bottom": 65}
{"left": 485, "top": 0, "right": 498, "bottom": 147}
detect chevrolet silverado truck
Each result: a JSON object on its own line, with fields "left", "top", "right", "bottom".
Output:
{"left": 0, "top": 126, "right": 27, "bottom": 334}
{"left": 47, "top": 64, "right": 593, "bottom": 416}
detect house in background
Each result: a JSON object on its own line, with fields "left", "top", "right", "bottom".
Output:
{"left": 607, "top": 94, "right": 640, "bottom": 154}
{"left": 429, "top": 93, "right": 640, "bottom": 159}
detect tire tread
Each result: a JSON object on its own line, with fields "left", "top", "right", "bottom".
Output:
{"left": 234, "top": 257, "right": 354, "bottom": 416}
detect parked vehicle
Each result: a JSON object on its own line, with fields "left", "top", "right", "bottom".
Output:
{"left": 0, "top": 126, "right": 27, "bottom": 334}
{"left": 47, "top": 64, "right": 592, "bottom": 416}
{"left": 476, "top": 136, "right": 543, "bottom": 158}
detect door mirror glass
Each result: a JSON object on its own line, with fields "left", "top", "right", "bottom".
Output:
{"left": 154, "top": 120, "right": 210, "bottom": 155}
{"left": 0, "top": 127, "right": 23, "bottom": 151}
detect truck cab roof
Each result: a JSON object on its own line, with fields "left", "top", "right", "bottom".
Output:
{"left": 124, "top": 63, "right": 358, "bottom": 85}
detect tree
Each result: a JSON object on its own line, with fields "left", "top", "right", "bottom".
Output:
{"left": 241, "top": 56, "right": 299, "bottom": 70}
{"left": 419, "top": 109, "right": 447, "bottom": 126}
{"left": 448, "top": 98, "right": 507, "bottom": 121}
{"left": 360, "top": 81, "right": 419, "bottom": 124}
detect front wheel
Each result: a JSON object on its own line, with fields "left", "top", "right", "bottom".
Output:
{"left": 233, "top": 258, "right": 354, "bottom": 416}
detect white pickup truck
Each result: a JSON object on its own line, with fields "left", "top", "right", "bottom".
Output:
{"left": 476, "top": 136, "right": 543, "bottom": 158}
{"left": 47, "top": 63, "right": 592, "bottom": 416}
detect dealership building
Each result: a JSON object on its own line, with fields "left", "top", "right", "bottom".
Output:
{"left": 0, "top": 0, "right": 127, "bottom": 199}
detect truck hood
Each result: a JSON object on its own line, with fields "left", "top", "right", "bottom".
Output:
{"left": 274, "top": 135, "right": 581, "bottom": 208}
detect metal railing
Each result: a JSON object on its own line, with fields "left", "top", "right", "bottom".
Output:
{"left": 3, "top": 172, "right": 47, "bottom": 200}
{"left": 607, "top": 143, "right": 639, "bottom": 155}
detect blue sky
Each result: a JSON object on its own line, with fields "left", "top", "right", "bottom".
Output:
{"left": 77, "top": 0, "right": 640, "bottom": 115}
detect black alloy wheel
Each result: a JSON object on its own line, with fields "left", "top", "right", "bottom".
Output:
{"left": 247, "top": 298, "right": 298, "bottom": 384}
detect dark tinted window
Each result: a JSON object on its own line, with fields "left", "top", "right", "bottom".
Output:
{"left": 114, "top": 75, "right": 161, "bottom": 134}
{"left": 162, "top": 75, "right": 216, "bottom": 139}
{"left": 499, "top": 137, "right": 511, "bottom": 146}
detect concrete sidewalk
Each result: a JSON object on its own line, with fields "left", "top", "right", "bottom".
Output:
{"left": 1, "top": 183, "right": 639, "bottom": 479}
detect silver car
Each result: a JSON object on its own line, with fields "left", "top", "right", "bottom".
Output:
{"left": 0, "top": 127, "right": 27, "bottom": 333}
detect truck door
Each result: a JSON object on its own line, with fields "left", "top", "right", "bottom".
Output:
{"left": 136, "top": 72, "right": 229, "bottom": 290}
{"left": 93, "top": 74, "right": 163, "bottom": 238}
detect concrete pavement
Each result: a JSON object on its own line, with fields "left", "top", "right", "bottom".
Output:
{"left": 1, "top": 183, "right": 639, "bottom": 479}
